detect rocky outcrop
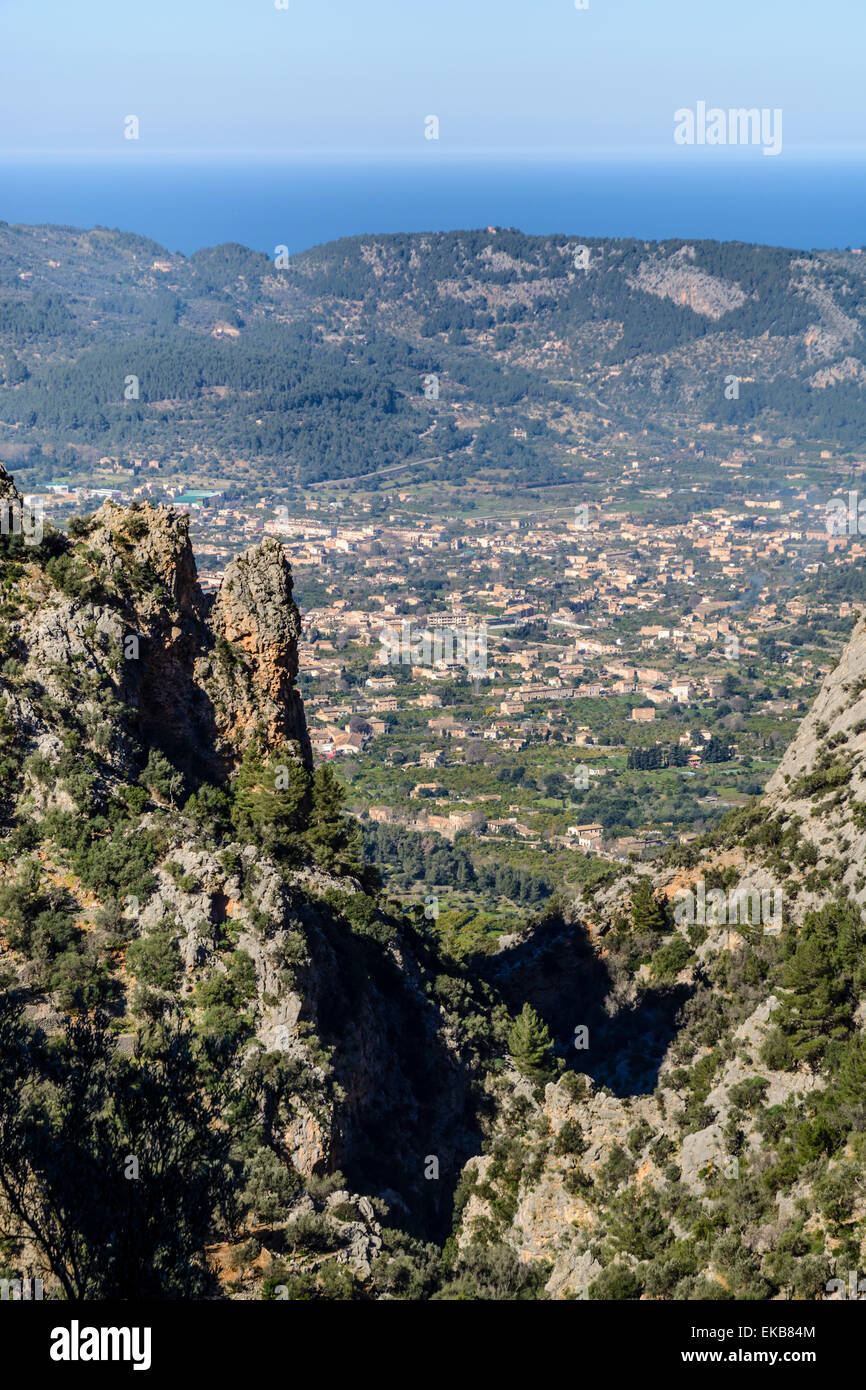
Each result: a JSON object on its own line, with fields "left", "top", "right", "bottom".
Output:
{"left": 793, "top": 260, "right": 864, "bottom": 362}
{"left": 88, "top": 501, "right": 213, "bottom": 770}
{"left": 458, "top": 1072, "right": 663, "bottom": 1297}
{"left": 206, "top": 538, "right": 311, "bottom": 767}
{"left": 0, "top": 479, "right": 310, "bottom": 785}
{"left": 764, "top": 613, "right": 866, "bottom": 905}
{"left": 456, "top": 984, "right": 829, "bottom": 1298}
{"left": 1, "top": 462, "right": 479, "bottom": 1258}
{"left": 629, "top": 246, "right": 749, "bottom": 321}
{"left": 0, "top": 459, "right": 21, "bottom": 502}
{"left": 116, "top": 833, "right": 478, "bottom": 1221}
{"left": 809, "top": 355, "right": 866, "bottom": 389}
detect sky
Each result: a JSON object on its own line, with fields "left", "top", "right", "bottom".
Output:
{"left": 1, "top": 0, "right": 864, "bottom": 161}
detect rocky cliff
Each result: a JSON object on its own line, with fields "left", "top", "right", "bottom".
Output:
{"left": 0, "top": 463, "right": 500, "bottom": 1298}
{"left": 208, "top": 539, "right": 311, "bottom": 766}
{"left": 0, "top": 465, "right": 20, "bottom": 503}
{"left": 763, "top": 613, "right": 866, "bottom": 905}
{"left": 0, "top": 479, "right": 311, "bottom": 787}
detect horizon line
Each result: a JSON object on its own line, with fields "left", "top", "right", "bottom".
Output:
{"left": 2, "top": 145, "right": 866, "bottom": 164}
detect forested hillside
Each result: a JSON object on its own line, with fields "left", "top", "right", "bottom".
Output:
{"left": 3, "top": 223, "right": 866, "bottom": 488}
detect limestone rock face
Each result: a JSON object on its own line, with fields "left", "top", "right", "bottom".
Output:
{"left": 766, "top": 614, "right": 866, "bottom": 797}
{"left": 1, "top": 466, "right": 476, "bottom": 1236}
{"left": 0, "top": 459, "right": 22, "bottom": 502}
{"left": 1, "top": 485, "right": 310, "bottom": 782}
{"left": 458, "top": 1074, "right": 666, "bottom": 1298}
{"left": 88, "top": 500, "right": 205, "bottom": 624}
{"left": 207, "top": 538, "right": 311, "bottom": 766}
{"left": 88, "top": 501, "right": 213, "bottom": 768}
{"left": 629, "top": 246, "right": 749, "bottom": 321}
{"left": 764, "top": 613, "right": 866, "bottom": 906}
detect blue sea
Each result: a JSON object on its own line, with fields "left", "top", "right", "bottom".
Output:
{"left": 0, "top": 155, "right": 864, "bottom": 256}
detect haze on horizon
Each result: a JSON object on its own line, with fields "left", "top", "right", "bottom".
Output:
{"left": 1, "top": 0, "right": 864, "bottom": 161}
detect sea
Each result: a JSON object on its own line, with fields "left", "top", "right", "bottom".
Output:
{"left": 0, "top": 154, "right": 864, "bottom": 257}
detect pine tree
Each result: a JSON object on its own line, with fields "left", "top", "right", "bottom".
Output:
{"left": 832, "top": 1034, "right": 866, "bottom": 1130}
{"left": 230, "top": 734, "right": 310, "bottom": 849}
{"left": 303, "top": 765, "right": 360, "bottom": 872}
{"left": 508, "top": 1003, "right": 554, "bottom": 1082}
{"left": 630, "top": 877, "right": 667, "bottom": 934}
{"left": 771, "top": 913, "right": 854, "bottom": 1063}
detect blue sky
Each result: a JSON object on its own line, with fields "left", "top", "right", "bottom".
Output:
{"left": 1, "top": 0, "right": 864, "bottom": 159}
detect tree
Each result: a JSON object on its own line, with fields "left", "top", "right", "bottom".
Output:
{"left": 606, "top": 1187, "right": 671, "bottom": 1261}
{"left": 650, "top": 935, "right": 692, "bottom": 980}
{"left": 829, "top": 1034, "right": 866, "bottom": 1131}
{"left": 230, "top": 735, "right": 310, "bottom": 852}
{"left": 541, "top": 771, "right": 570, "bottom": 806}
{"left": 126, "top": 930, "right": 181, "bottom": 992}
{"left": 140, "top": 748, "right": 183, "bottom": 803}
{"left": 303, "top": 765, "right": 361, "bottom": 873}
{"left": 764, "top": 906, "right": 856, "bottom": 1065}
{"left": 0, "top": 1002, "right": 232, "bottom": 1298}
{"left": 508, "top": 1003, "right": 554, "bottom": 1082}
{"left": 630, "top": 877, "right": 667, "bottom": 934}
{"left": 703, "top": 735, "right": 733, "bottom": 764}
{"left": 240, "top": 1146, "right": 301, "bottom": 1225}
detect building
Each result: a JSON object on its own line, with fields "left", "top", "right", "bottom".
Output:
{"left": 567, "top": 823, "right": 604, "bottom": 848}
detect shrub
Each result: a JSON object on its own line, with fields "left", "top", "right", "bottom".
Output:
{"left": 126, "top": 931, "right": 181, "bottom": 991}
{"left": 588, "top": 1264, "right": 642, "bottom": 1300}
{"left": 553, "top": 1119, "right": 587, "bottom": 1158}
{"left": 284, "top": 1212, "right": 334, "bottom": 1254}
{"left": 650, "top": 935, "right": 693, "bottom": 980}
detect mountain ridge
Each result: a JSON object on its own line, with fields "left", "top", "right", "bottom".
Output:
{"left": 4, "top": 222, "right": 866, "bottom": 492}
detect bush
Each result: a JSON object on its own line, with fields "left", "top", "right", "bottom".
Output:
{"left": 195, "top": 971, "right": 253, "bottom": 1043}
{"left": 284, "top": 1212, "right": 334, "bottom": 1254}
{"left": 588, "top": 1264, "right": 642, "bottom": 1300}
{"left": 0, "top": 864, "right": 79, "bottom": 964}
{"left": 49, "top": 947, "right": 112, "bottom": 1013}
{"left": 126, "top": 931, "right": 181, "bottom": 991}
{"left": 650, "top": 935, "right": 693, "bottom": 980}
{"left": 553, "top": 1118, "right": 587, "bottom": 1158}
{"left": 241, "top": 1147, "right": 301, "bottom": 1224}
